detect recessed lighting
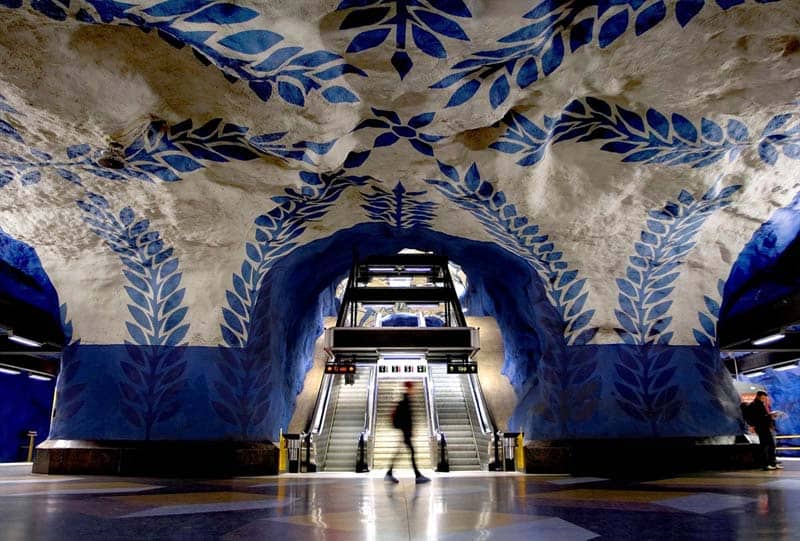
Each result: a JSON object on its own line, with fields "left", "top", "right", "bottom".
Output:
{"left": 0, "top": 367, "right": 21, "bottom": 375}
{"left": 752, "top": 333, "right": 786, "bottom": 346}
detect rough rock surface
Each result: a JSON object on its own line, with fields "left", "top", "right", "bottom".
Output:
{"left": 0, "top": 1, "right": 798, "bottom": 442}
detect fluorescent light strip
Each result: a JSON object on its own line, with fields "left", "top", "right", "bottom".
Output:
{"left": 775, "top": 364, "right": 797, "bottom": 372}
{"left": 28, "top": 374, "right": 52, "bottom": 381}
{"left": 8, "top": 335, "right": 42, "bottom": 348}
{"left": 752, "top": 333, "right": 785, "bottom": 346}
{"left": 0, "top": 367, "right": 22, "bottom": 375}
{"left": 747, "top": 371, "right": 765, "bottom": 377}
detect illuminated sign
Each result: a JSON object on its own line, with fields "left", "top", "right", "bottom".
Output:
{"left": 325, "top": 364, "right": 357, "bottom": 374}
{"left": 447, "top": 363, "right": 477, "bottom": 374}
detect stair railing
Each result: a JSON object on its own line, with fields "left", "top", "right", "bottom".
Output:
{"left": 467, "top": 372, "right": 502, "bottom": 471}
{"left": 356, "top": 365, "right": 377, "bottom": 473}
{"left": 303, "top": 372, "right": 335, "bottom": 471}
{"left": 424, "top": 374, "right": 448, "bottom": 471}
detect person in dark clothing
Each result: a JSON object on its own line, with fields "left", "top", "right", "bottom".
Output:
{"left": 749, "top": 391, "right": 782, "bottom": 470}
{"left": 386, "top": 381, "right": 430, "bottom": 484}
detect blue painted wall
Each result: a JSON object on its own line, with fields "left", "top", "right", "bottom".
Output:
{"left": 0, "top": 372, "right": 55, "bottom": 462}
{"left": 51, "top": 222, "right": 742, "bottom": 442}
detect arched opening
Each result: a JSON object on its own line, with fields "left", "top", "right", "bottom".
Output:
{"left": 249, "top": 222, "right": 561, "bottom": 438}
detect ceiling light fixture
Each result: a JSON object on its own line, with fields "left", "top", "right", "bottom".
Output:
{"left": 28, "top": 374, "right": 52, "bottom": 381}
{"left": 751, "top": 333, "right": 786, "bottom": 346}
{"left": 0, "top": 367, "right": 22, "bottom": 375}
{"left": 8, "top": 335, "right": 43, "bottom": 348}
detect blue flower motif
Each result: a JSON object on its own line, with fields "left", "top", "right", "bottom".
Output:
{"left": 345, "top": 109, "right": 444, "bottom": 167}
{"left": 337, "top": 0, "right": 472, "bottom": 79}
{"left": 491, "top": 99, "right": 800, "bottom": 169}
{"left": 361, "top": 181, "right": 437, "bottom": 229}
{"left": 614, "top": 181, "right": 741, "bottom": 346}
{"left": 431, "top": 0, "right": 777, "bottom": 109}
{"left": 426, "top": 161, "right": 596, "bottom": 345}
{"left": 76, "top": 192, "right": 190, "bottom": 438}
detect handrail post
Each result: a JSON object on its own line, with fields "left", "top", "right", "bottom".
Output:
{"left": 356, "top": 432, "right": 369, "bottom": 473}
{"left": 436, "top": 433, "right": 450, "bottom": 472}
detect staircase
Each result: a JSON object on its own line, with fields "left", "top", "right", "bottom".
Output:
{"left": 320, "top": 368, "right": 372, "bottom": 471}
{"left": 428, "top": 364, "right": 485, "bottom": 471}
{"left": 372, "top": 380, "right": 432, "bottom": 471}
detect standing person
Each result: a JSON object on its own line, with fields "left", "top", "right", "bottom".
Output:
{"left": 386, "top": 381, "right": 430, "bottom": 484}
{"left": 749, "top": 391, "right": 783, "bottom": 470}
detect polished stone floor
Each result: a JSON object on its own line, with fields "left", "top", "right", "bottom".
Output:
{"left": 2, "top": 461, "right": 800, "bottom": 540}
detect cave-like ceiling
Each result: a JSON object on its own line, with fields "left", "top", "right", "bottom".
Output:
{"left": 1, "top": 0, "right": 799, "bottom": 352}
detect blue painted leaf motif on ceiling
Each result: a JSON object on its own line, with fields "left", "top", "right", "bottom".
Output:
{"left": 425, "top": 161, "right": 596, "bottom": 346}
{"left": 214, "top": 170, "right": 370, "bottom": 434}
{"left": 127, "top": 118, "right": 338, "bottom": 182}
{"left": 76, "top": 192, "right": 190, "bottom": 439}
{"left": 431, "top": 0, "right": 777, "bottom": 109}
{"left": 491, "top": 99, "right": 800, "bottom": 169}
{"left": 361, "top": 181, "right": 437, "bottom": 229}
{"left": 614, "top": 181, "right": 742, "bottom": 346}
{"left": 345, "top": 109, "right": 444, "bottom": 166}
{"left": 337, "top": 0, "right": 472, "bottom": 79}
{"left": 13, "top": 0, "right": 366, "bottom": 106}
{"left": 693, "top": 278, "right": 724, "bottom": 347}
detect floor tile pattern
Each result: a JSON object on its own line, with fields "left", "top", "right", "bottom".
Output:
{"left": 1, "top": 463, "right": 799, "bottom": 539}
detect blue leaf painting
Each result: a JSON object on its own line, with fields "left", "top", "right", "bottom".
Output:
{"left": 337, "top": 0, "right": 472, "bottom": 78}
{"left": 425, "top": 161, "right": 596, "bottom": 346}
{"left": 615, "top": 182, "right": 741, "bottom": 346}
{"left": 215, "top": 170, "right": 369, "bottom": 434}
{"left": 489, "top": 99, "right": 800, "bottom": 170}
{"left": 430, "top": 0, "right": 774, "bottom": 109}
{"left": 76, "top": 195, "right": 191, "bottom": 439}
{"left": 361, "top": 181, "right": 437, "bottom": 229}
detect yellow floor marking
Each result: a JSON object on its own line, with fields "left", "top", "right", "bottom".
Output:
{"left": 113, "top": 491, "right": 274, "bottom": 505}
{"left": 529, "top": 489, "right": 695, "bottom": 503}
{"left": 277, "top": 510, "right": 542, "bottom": 533}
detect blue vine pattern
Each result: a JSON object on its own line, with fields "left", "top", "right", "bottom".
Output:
{"left": 361, "top": 181, "right": 437, "bottom": 229}
{"left": 491, "top": 99, "right": 800, "bottom": 168}
{"left": 426, "top": 160, "right": 596, "bottom": 345}
{"left": 54, "top": 303, "right": 86, "bottom": 421}
{"left": 0, "top": 111, "right": 337, "bottom": 187}
{"left": 344, "top": 109, "right": 444, "bottom": 168}
{"left": 614, "top": 181, "right": 741, "bottom": 346}
{"left": 5, "top": 0, "right": 366, "bottom": 106}
{"left": 431, "top": 0, "right": 779, "bottom": 109}
{"left": 215, "top": 170, "right": 369, "bottom": 436}
{"left": 336, "top": 0, "right": 472, "bottom": 79}
{"left": 693, "top": 278, "right": 724, "bottom": 347}
{"left": 76, "top": 192, "right": 190, "bottom": 438}
{"left": 125, "top": 118, "right": 337, "bottom": 182}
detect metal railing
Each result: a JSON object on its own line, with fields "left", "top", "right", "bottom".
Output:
{"left": 302, "top": 372, "right": 335, "bottom": 471}
{"left": 423, "top": 377, "right": 448, "bottom": 471}
{"left": 357, "top": 365, "right": 378, "bottom": 472}
{"left": 466, "top": 372, "right": 503, "bottom": 470}
{"left": 777, "top": 434, "right": 800, "bottom": 454}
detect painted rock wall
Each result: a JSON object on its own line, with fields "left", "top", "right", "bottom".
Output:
{"left": 0, "top": 1, "right": 798, "bottom": 442}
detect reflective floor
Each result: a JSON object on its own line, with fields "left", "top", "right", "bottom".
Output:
{"left": 2, "top": 462, "right": 800, "bottom": 540}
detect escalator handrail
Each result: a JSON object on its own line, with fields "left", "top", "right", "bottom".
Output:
{"left": 467, "top": 372, "right": 497, "bottom": 436}
{"left": 305, "top": 372, "right": 335, "bottom": 438}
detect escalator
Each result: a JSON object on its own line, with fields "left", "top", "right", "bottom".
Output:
{"left": 371, "top": 379, "right": 431, "bottom": 470}
{"left": 303, "top": 253, "right": 499, "bottom": 473}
